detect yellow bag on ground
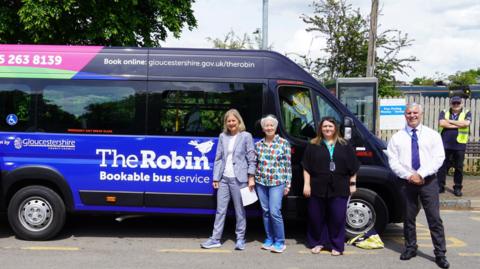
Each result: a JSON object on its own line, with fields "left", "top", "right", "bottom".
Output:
{"left": 347, "top": 230, "right": 384, "bottom": 249}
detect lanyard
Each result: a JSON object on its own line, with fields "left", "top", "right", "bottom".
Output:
{"left": 323, "top": 140, "right": 335, "bottom": 160}
{"left": 323, "top": 140, "right": 336, "bottom": 172}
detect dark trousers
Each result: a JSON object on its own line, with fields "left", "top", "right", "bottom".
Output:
{"left": 307, "top": 196, "right": 348, "bottom": 252}
{"left": 402, "top": 176, "right": 447, "bottom": 257}
{"left": 437, "top": 149, "right": 465, "bottom": 190}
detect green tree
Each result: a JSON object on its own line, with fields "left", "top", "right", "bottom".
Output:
{"left": 448, "top": 68, "right": 480, "bottom": 87}
{"left": 412, "top": 76, "right": 436, "bottom": 86}
{"left": 207, "top": 30, "right": 255, "bottom": 49}
{"left": 0, "top": 0, "right": 197, "bottom": 46}
{"left": 299, "top": 0, "right": 417, "bottom": 96}
{"left": 207, "top": 29, "right": 273, "bottom": 50}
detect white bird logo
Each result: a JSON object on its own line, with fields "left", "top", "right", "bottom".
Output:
{"left": 188, "top": 140, "right": 214, "bottom": 156}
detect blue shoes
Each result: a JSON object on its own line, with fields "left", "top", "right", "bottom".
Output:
{"left": 262, "top": 239, "right": 286, "bottom": 253}
{"left": 235, "top": 239, "right": 246, "bottom": 250}
{"left": 200, "top": 238, "right": 221, "bottom": 249}
{"left": 271, "top": 242, "right": 286, "bottom": 253}
{"left": 261, "top": 239, "right": 274, "bottom": 250}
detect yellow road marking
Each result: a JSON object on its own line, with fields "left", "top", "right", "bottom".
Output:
{"left": 417, "top": 237, "right": 466, "bottom": 248}
{"left": 387, "top": 236, "right": 466, "bottom": 248}
{"left": 157, "top": 249, "right": 232, "bottom": 253}
{"left": 20, "top": 246, "right": 79, "bottom": 251}
{"left": 459, "top": 253, "right": 480, "bottom": 257}
{"left": 382, "top": 224, "right": 429, "bottom": 238}
{"left": 446, "top": 237, "right": 467, "bottom": 248}
{"left": 470, "top": 216, "right": 480, "bottom": 222}
{"left": 440, "top": 210, "right": 457, "bottom": 213}
{"left": 297, "top": 250, "right": 378, "bottom": 255}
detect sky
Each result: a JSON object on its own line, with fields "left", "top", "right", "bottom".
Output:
{"left": 162, "top": 0, "right": 480, "bottom": 82}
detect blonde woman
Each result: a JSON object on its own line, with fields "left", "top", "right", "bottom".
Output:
{"left": 201, "top": 109, "right": 256, "bottom": 250}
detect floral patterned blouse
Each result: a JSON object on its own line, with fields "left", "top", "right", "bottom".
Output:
{"left": 255, "top": 135, "right": 292, "bottom": 187}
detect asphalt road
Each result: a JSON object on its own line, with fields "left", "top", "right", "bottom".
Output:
{"left": 0, "top": 210, "right": 479, "bottom": 269}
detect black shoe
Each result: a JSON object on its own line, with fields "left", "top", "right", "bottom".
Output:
{"left": 439, "top": 187, "right": 445, "bottom": 193}
{"left": 435, "top": 256, "right": 450, "bottom": 268}
{"left": 400, "top": 249, "right": 417, "bottom": 260}
{"left": 453, "top": 189, "right": 463, "bottom": 197}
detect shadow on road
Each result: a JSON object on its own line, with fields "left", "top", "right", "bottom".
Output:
{"left": 0, "top": 212, "right": 308, "bottom": 244}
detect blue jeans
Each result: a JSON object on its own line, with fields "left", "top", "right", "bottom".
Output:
{"left": 256, "top": 183, "right": 285, "bottom": 244}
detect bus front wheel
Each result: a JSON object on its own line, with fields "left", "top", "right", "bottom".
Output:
{"left": 8, "top": 186, "right": 66, "bottom": 240}
{"left": 346, "top": 188, "right": 388, "bottom": 238}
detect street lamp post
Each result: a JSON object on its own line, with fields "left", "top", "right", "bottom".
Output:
{"left": 262, "top": 0, "right": 269, "bottom": 50}
{"left": 366, "top": 0, "right": 378, "bottom": 77}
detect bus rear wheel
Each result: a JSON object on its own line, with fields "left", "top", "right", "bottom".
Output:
{"left": 8, "top": 186, "right": 66, "bottom": 240}
{"left": 346, "top": 188, "right": 388, "bottom": 238}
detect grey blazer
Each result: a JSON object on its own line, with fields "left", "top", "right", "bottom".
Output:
{"left": 213, "top": 131, "right": 256, "bottom": 183}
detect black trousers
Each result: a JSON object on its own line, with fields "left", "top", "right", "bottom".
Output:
{"left": 402, "top": 176, "right": 447, "bottom": 257}
{"left": 437, "top": 149, "right": 465, "bottom": 190}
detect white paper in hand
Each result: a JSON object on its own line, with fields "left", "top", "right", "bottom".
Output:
{"left": 240, "top": 187, "right": 258, "bottom": 206}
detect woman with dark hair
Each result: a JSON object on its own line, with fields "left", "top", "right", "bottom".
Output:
{"left": 302, "top": 117, "right": 359, "bottom": 256}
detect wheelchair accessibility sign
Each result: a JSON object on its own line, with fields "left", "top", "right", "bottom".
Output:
{"left": 6, "top": 114, "right": 18, "bottom": 126}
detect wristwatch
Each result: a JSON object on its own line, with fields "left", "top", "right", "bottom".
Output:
{"left": 349, "top": 182, "right": 356, "bottom": 186}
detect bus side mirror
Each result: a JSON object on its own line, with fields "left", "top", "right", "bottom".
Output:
{"left": 343, "top": 117, "right": 353, "bottom": 140}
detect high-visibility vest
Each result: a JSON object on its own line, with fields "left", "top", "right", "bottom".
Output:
{"left": 439, "top": 109, "right": 470, "bottom": 144}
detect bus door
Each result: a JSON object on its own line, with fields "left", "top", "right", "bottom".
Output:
{"left": 309, "top": 83, "right": 383, "bottom": 166}
{"left": 275, "top": 83, "right": 317, "bottom": 197}
{"left": 275, "top": 81, "right": 371, "bottom": 195}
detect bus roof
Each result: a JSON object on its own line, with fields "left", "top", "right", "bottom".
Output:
{"left": 0, "top": 44, "right": 318, "bottom": 84}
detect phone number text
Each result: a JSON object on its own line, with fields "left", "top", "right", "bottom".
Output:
{"left": 0, "top": 54, "right": 63, "bottom": 66}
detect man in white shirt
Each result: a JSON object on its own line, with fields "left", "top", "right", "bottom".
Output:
{"left": 387, "top": 103, "right": 449, "bottom": 269}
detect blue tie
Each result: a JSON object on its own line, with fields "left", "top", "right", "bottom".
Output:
{"left": 411, "top": 129, "right": 420, "bottom": 170}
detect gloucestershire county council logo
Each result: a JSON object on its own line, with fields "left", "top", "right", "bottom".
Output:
{"left": 14, "top": 137, "right": 22, "bottom": 149}
{"left": 188, "top": 140, "right": 214, "bottom": 156}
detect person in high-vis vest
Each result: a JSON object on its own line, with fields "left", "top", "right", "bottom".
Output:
{"left": 437, "top": 95, "right": 472, "bottom": 196}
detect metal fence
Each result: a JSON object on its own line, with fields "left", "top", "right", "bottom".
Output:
{"left": 379, "top": 96, "right": 480, "bottom": 174}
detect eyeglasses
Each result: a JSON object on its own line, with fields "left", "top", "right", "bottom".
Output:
{"left": 451, "top": 102, "right": 461, "bottom": 105}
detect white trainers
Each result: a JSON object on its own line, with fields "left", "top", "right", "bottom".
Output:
{"left": 200, "top": 238, "right": 221, "bottom": 249}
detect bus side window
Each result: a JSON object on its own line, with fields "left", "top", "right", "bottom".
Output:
{"left": 36, "top": 80, "right": 145, "bottom": 135}
{"left": 147, "top": 82, "right": 263, "bottom": 137}
{"left": 0, "top": 83, "right": 33, "bottom": 132}
{"left": 278, "top": 86, "right": 316, "bottom": 140}
{"left": 314, "top": 92, "right": 365, "bottom": 147}
{"left": 314, "top": 94, "right": 341, "bottom": 123}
